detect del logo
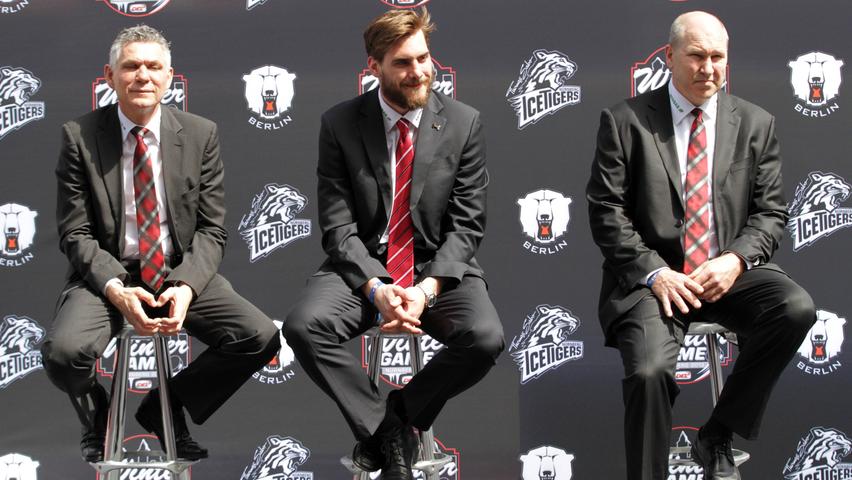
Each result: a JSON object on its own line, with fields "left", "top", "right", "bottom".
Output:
{"left": 92, "top": 74, "right": 187, "bottom": 111}
{"left": 380, "top": 0, "right": 431, "bottom": 8}
{"left": 0, "top": 0, "right": 30, "bottom": 14}
{"left": 100, "top": 0, "right": 170, "bottom": 16}
{"left": 783, "top": 427, "right": 852, "bottom": 480}
{"left": 789, "top": 51, "right": 844, "bottom": 118}
{"left": 506, "top": 49, "right": 581, "bottom": 130}
{"left": 509, "top": 305, "right": 583, "bottom": 384}
{"left": 359, "top": 58, "right": 455, "bottom": 98}
{"left": 253, "top": 320, "right": 297, "bottom": 385}
{"left": 786, "top": 171, "right": 852, "bottom": 251}
{"left": 796, "top": 309, "right": 846, "bottom": 376}
{"left": 519, "top": 445, "right": 575, "bottom": 480}
{"left": 361, "top": 334, "right": 444, "bottom": 388}
{"left": 243, "top": 65, "right": 296, "bottom": 131}
{"left": 517, "top": 189, "right": 572, "bottom": 255}
{"left": 100, "top": 435, "right": 190, "bottom": 479}
{"left": 0, "top": 66, "right": 45, "bottom": 141}
{"left": 668, "top": 426, "right": 704, "bottom": 479}
{"left": 238, "top": 183, "right": 311, "bottom": 263}
{"left": 364, "top": 439, "right": 459, "bottom": 480}
{"left": 0, "top": 315, "right": 44, "bottom": 389}
{"left": 0, "top": 453, "right": 39, "bottom": 479}
{"left": 241, "top": 435, "right": 313, "bottom": 480}
{"left": 675, "top": 332, "right": 732, "bottom": 384}
{"left": 631, "top": 45, "right": 730, "bottom": 98}
{"left": 97, "top": 333, "right": 190, "bottom": 392}
{"left": 0, "top": 203, "right": 37, "bottom": 267}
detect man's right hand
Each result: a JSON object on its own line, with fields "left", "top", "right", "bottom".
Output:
{"left": 650, "top": 268, "right": 705, "bottom": 318}
{"left": 104, "top": 283, "right": 160, "bottom": 335}
{"left": 363, "top": 279, "right": 423, "bottom": 334}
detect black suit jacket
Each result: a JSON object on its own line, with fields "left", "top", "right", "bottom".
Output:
{"left": 56, "top": 104, "right": 227, "bottom": 294}
{"left": 316, "top": 89, "right": 488, "bottom": 290}
{"left": 586, "top": 87, "right": 788, "bottom": 340}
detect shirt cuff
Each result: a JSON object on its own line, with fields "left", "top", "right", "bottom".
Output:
{"left": 103, "top": 277, "right": 124, "bottom": 296}
{"left": 722, "top": 250, "right": 753, "bottom": 270}
{"left": 643, "top": 267, "right": 667, "bottom": 287}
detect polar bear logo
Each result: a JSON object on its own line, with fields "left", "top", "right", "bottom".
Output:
{"left": 0, "top": 453, "right": 40, "bottom": 480}
{"left": 798, "top": 310, "right": 846, "bottom": 364}
{"left": 520, "top": 445, "right": 574, "bottom": 480}
{"left": 0, "top": 203, "right": 37, "bottom": 256}
{"left": 517, "top": 190, "right": 571, "bottom": 243}
{"left": 242, "top": 65, "right": 296, "bottom": 119}
{"left": 789, "top": 52, "right": 844, "bottom": 106}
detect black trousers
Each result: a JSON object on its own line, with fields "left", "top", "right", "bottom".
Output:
{"left": 283, "top": 273, "right": 504, "bottom": 440}
{"left": 613, "top": 265, "right": 815, "bottom": 480}
{"left": 41, "top": 273, "right": 280, "bottom": 425}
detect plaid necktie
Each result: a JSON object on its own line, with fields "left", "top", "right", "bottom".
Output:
{"left": 683, "top": 108, "right": 710, "bottom": 274}
{"left": 386, "top": 119, "right": 415, "bottom": 288}
{"left": 131, "top": 126, "right": 166, "bottom": 291}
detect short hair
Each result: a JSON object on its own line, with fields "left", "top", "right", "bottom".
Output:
{"left": 108, "top": 24, "right": 171, "bottom": 68}
{"left": 669, "top": 11, "right": 728, "bottom": 48}
{"left": 363, "top": 8, "right": 435, "bottom": 61}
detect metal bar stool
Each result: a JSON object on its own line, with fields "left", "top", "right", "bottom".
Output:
{"left": 92, "top": 323, "right": 196, "bottom": 479}
{"left": 669, "top": 322, "right": 750, "bottom": 468}
{"left": 343, "top": 329, "right": 452, "bottom": 480}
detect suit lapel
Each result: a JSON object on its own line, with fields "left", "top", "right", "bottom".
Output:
{"left": 95, "top": 105, "right": 124, "bottom": 230}
{"left": 159, "top": 107, "right": 185, "bottom": 252}
{"left": 712, "top": 92, "right": 741, "bottom": 244}
{"left": 358, "top": 90, "right": 393, "bottom": 219}
{"left": 410, "top": 93, "right": 446, "bottom": 209}
{"left": 646, "top": 87, "right": 684, "bottom": 210}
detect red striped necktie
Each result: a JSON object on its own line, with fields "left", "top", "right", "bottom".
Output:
{"left": 386, "top": 119, "right": 415, "bottom": 288}
{"left": 131, "top": 126, "right": 166, "bottom": 291}
{"left": 683, "top": 108, "right": 710, "bottom": 274}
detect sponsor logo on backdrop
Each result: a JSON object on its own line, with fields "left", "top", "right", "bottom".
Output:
{"left": 101, "top": 0, "right": 170, "bottom": 16}
{"left": 0, "top": 0, "right": 30, "bottom": 14}
{"left": 241, "top": 435, "right": 313, "bottom": 480}
{"left": 92, "top": 74, "right": 187, "bottom": 111}
{"left": 668, "top": 427, "right": 704, "bottom": 479}
{"left": 630, "top": 45, "right": 730, "bottom": 98}
{"left": 0, "top": 453, "right": 39, "bottom": 479}
{"left": 238, "top": 183, "right": 311, "bottom": 263}
{"left": 786, "top": 171, "right": 852, "bottom": 251}
{"left": 246, "top": 0, "right": 270, "bottom": 10}
{"left": 361, "top": 334, "right": 444, "bottom": 388}
{"left": 783, "top": 427, "right": 852, "bottom": 479}
{"left": 0, "top": 66, "right": 45, "bottom": 140}
{"left": 0, "top": 203, "right": 37, "bottom": 267}
{"left": 789, "top": 51, "right": 844, "bottom": 118}
{"left": 0, "top": 315, "right": 44, "bottom": 389}
{"left": 797, "top": 309, "right": 846, "bottom": 376}
{"left": 517, "top": 189, "right": 571, "bottom": 255}
{"left": 359, "top": 58, "right": 455, "bottom": 98}
{"left": 243, "top": 65, "right": 296, "bottom": 130}
{"left": 97, "top": 333, "right": 190, "bottom": 393}
{"left": 380, "top": 0, "right": 431, "bottom": 8}
{"left": 519, "top": 445, "right": 574, "bottom": 480}
{"left": 253, "top": 320, "right": 296, "bottom": 385}
{"left": 675, "top": 332, "right": 732, "bottom": 384}
{"left": 506, "top": 49, "right": 581, "bottom": 130}
{"left": 365, "top": 439, "right": 459, "bottom": 479}
{"left": 509, "top": 305, "right": 583, "bottom": 384}
{"left": 103, "top": 435, "right": 189, "bottom": 479}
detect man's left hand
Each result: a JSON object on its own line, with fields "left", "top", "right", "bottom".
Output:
{"left": 688, "top": 253, "right": 745, "bottom": 302}
{"left": 155, "top": 284, "right": 194, "bottom": 335}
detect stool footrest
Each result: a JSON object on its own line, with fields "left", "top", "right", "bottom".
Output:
{"left": 668, "top": 447, "right": 750, "bottom": 467}
{"left": 93, "top": 458, "right": 197, "bottom": 474}
{"left": 341, "top": 453, "right": 453, "bottom": 474}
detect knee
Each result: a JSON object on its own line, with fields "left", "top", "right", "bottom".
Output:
{"left": 257, "top": 320, "right": 281, "bottom": 354}
{"left": 282, "top": 304, "right": 324, "bottom": 347}
{"left": 465, "top": 323, "right": 505, "bottom": 363}
{"left": 625, "top": 358, "right": 675, "bottom": 389}
{"left": 781, "top": 287, "right": 817, "bottom": 334}
{"left": 40, "top": 337, "right": 93, "bottom": 393}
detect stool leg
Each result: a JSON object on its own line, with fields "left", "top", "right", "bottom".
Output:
{"left": 104, "top": 329, "right": 132, "bottom": 480}
{"left": 368, "top": 330, "right": 382, "bottom": 387}
{"left": 153, "top": 335, "right": 179, "bottom": 462}
{"left": 707, "top": 333, "right": 724, "bottom": 405}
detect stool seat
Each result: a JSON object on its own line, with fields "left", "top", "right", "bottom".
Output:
{"left": 669, "top": 447, "right": 751, "bottom": 467}
{"left": 687, "top": 322, "right": 729, "bottom": 336}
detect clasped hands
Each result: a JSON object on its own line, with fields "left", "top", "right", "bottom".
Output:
{"left": 650, "top": 252, "right": 745, "bottom": 317}
{"left": 368, "top": 281, "right": 429, "bottom": 335}
{"left": 105, "top": 282, "right": 194, "bottom": 336}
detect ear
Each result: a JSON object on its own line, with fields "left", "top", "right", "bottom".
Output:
{"left": 534, "top": 50, "right": 547, "bottom": 60}
{"left": 104, "top": 64, "right": 115, "bottom": 89}
{"left": 665, "top": 45, "right": 674, "bottom": 69}
{"left": 367, "top": 56, "right": 381, "bottom": 78}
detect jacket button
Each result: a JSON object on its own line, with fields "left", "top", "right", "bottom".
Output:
{"left": 675, "top": 219, "right": 684, "bottom": 228}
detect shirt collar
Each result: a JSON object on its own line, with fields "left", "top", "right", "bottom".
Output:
{"left": 117, "top": 105, "right": 162, "bottom": 143}
{"left": 377, "top": 88, "right": 423, "bottom": 134}
{"left": 668, "top": 80, "right": 717, "bottom": 126}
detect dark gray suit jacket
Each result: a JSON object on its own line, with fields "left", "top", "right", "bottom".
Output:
{"left": 586, "top": 87, "right": 788, "bottom": 341}
{"left": 316, "top": 89, "right": 488, "bottom": 290}
{"left": 56, "top": 104, "right": 227, "bottom": 295}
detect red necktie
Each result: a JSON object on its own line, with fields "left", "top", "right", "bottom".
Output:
{"left": 386, "top": 119, "right": 415, "bottom": 288}
{"left": 683, "top": 108, "right": 710, "bottom": 274}
{"left": 131, "top": 126, "right": 166, "bottom": 291}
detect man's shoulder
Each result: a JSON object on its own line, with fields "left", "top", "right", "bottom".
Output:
{"left": 432, "top": 90, "right": 480, "bottom": 122}
{"left": 722, "top": 92, "right": 774, "bottom": 122}
{"left": 165, "top": 108, "right": 217, "bottom": 132}
{"left": 63, "top": 105, "right": 113, "bottom": 134}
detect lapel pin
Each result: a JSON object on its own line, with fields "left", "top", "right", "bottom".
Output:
{"left": 432, "top": 122, "right": 442, "bottom": 131}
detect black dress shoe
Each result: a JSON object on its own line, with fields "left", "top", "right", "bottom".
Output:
{"left": 691, "top": 430, "right": 740, "bottom": 480}
{"left": 352, "top": 439, "right": 383, "bottom": 472}
{"left": 379, "top": 425, "right": 419, "bottom": 480}
{"left": 135, "top": 389, "right": 208, "bottom": 461}
{"left": 80, "top": 426, "right": 105, "bottom": 463}
{"left": 70, "top": 383, "right": 109, "bottom": 463}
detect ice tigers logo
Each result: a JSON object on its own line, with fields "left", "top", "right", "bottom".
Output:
{"left": 239, "top": 184, "right": 312, "bottom": 262}
{"left": 519, "top": 445, "right": 574, "bottom": 480}
{"left": 243, "top": 65, "right": 296, "bottom": 131}
{"left": 796, "top": 309, "right": 846, "bottom": 375}
{"left": 506, "top": 50, "right": 581, "bottom": 130}
{"left": 101, "top": 0, "right": 170, "bottom": 17}
{"left": 0, "top": 315, "right": 44, "bottom": 389}
{"left": 0, "top": 0, "right": 31, "bottom": 15}
{"left": 783, "top": 427, "right": 852, "bottom": 479}
{"left": 789, "top": 51, "right": 844, "bottom": 117}
{"left": 0, "top": 453, "right": 39, "bottom": 480}
{"left": 787, "top": 171, "right": 852, "bottom": 251}
{"left": 510, "top": 305, "right": 583, "bottom": 384}
{"left": 0, "top": 203, "right": 37, "bottom": 266}
{"left": 241, "top": 436, "right": 313, "bottom": 480}
{"left": 517, "top": 189, "right": 571, "bottom": 255}
{"left": 0, "top": 67, "right": 45, "bottom": 140}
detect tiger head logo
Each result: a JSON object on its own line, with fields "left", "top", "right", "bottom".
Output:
{"left": 240, "top": 436, "right": 311, "bottom": 480}
{"left": 789, "top": 171, "right": 851, "bottom": 216}
{"left": 510, "top": 305, "right": 580, "bottom": 351}
{"left": 0, "top": 67, "right": 40, "bottom": 107}
{"left": 0, "top": 316, "right": 44, "bottom": 357}
{"left": 507, "top": 50, "right": 576, "bottom": 96}
{"left": 239, "top": 184, "right": 307, "bottom": 230}
{"left": 784, "top": 427, "right": 852, "bottom": 474}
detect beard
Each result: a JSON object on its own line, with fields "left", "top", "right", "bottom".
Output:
{"left": 380, "top": 70, "right": 433, "bottom": 110}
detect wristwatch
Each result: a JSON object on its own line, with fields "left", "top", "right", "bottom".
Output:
{"left": 417, "top": 284, "right": 437, "bottom": 309}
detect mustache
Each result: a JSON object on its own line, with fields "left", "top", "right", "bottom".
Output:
{"left": 402, "top": 75, "right": 432, "bottom": 87}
